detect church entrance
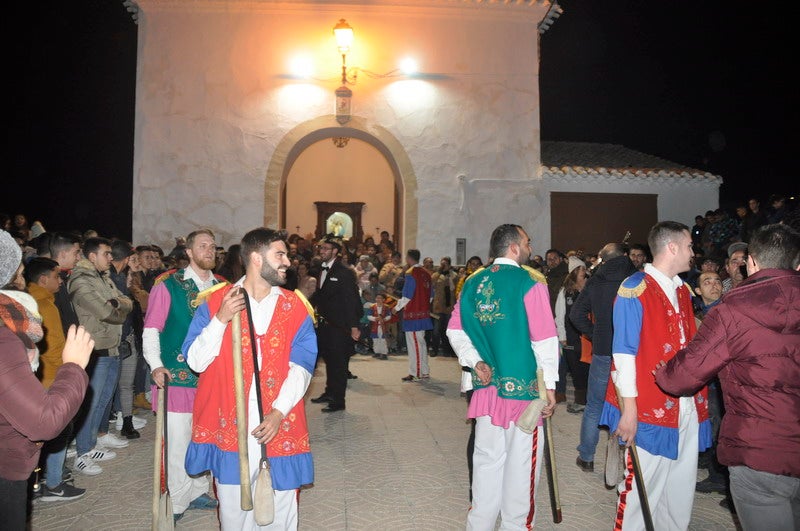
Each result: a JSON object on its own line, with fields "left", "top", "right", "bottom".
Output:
{"left": 283, "top": 137, "right": 397, "bottom": 246}
{"left": 265, "top": 116, "right": 418, "bottom": 250}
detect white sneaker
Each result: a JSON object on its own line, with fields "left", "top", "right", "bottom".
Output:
{"left": 82, "top": 448, "right": 117, "bottom": 461}
{"left": 74, "top": 454, "right": 103, "bottom": 476}
{"left": 97, "top": 433, "right": 129, "bottom": 449}
{"left": 113, "top": 411, "right": 148, "bottom": 431}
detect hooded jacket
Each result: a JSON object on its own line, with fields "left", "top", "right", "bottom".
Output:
{"left": 568, "top": 254, "right": 637, "bottom": 357}
{"left": 67, "top": 258, "right": 132, "bottom": 351}
{"left": 655, "top": 268, "right": 800, "bottom": 477}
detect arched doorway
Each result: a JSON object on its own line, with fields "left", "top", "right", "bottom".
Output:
{"left": 264, "top": 115, "right": 418, "bottom": 250}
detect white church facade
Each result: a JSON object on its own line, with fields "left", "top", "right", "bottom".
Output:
{"left": 128, "top": 0, "right": 721, "bottom": 258}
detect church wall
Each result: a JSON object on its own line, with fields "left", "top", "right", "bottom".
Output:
{"left": 131, "top": 1, "right": 548, "bottom": 251}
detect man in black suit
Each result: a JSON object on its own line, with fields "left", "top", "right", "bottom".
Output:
{"left": 309, "top": 234, "right": 362, "bottom": 412}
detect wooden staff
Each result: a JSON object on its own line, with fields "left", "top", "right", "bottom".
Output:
{"left": 232, "top": 304, "right": 253, "bottom": 511}
{"left": 152, "top": 381, "right": 173, "bottom": 531}
{"left": 614, "top": 384, "right": 654, "bottom": 531}
{"left": 538, "top": 369, "right": 562, "bottom": 523}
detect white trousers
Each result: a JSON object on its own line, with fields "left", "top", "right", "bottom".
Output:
{"left": 616, "top": 397, "right": 698, "bottom": 531}
{"left": 467, "top": 417, "right": 545, "bottom": 531}
{"left": 167, "top": 412, "right": 212, "bottom": 514}
{"left": 406, "top": 331, "right": 429, "bottom": 377}
{"left": 216, "top": 377, "right": 300, "bottom": 531}
{"left": 372, "top": 338, "right": 388, "bottom": 355}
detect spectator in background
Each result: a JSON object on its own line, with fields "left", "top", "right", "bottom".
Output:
{"left": 544, "top": 248, "right": 568, "bottom": 315}
{"left": 723, "top": 242, "right": 748, "bottom": 294}
{"left": 691, "top": 215, "right": 706, "bottom": 248}
{"left": 216, "top": 244, "right": 244, "bottom": 283}
{"left": 767, "top": 194, "right": 788, "bottom": 224}
{"left": 628, "top": 243, "right": 649, "bottom": 271}
{"left": 1, "top": 229, "right": 94, "bottom": 526}
{"left": 709, "top": 208, "right": 740, "bottom": 259}
{"left": 69, "top": 237, "right": 133, "bottom": 476}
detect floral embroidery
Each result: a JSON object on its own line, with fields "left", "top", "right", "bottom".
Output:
{"left": 176, "top": 354, "right": 185, "bottom": 363}
{"left": 178, "top": 370, "right": 188, "bottom": 380}
{"left": 653, "top": 408, "right": 665, "bottom": 419}
{"left": 504, "top": 381, "right": 515, "bottom": 393}
{"left": 664, "top": 398, "right": 675, "bottom": 410}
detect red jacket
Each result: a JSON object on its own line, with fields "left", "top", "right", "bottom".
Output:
{"left": 655, "top": 268, "right": 800, "bottom": 478}
{"left": 0, "top": 327, "right": 88, "bottom": 480}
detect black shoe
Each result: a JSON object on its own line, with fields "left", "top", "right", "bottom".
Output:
{"left": 576, "top": 456, "right": 594, "bottom": 472}
{"left": 378, "top": 354, "right": 388, "bottom": 360}
{"left": 719, "top": 496, "right": 737, "bottom": 514}
{"left": 347, "top": 372, "right": 358, "bottom": 379}
{"left": 321, "top": 404, "right": 345, "bottom": 413}
{"left": 311, "top": 394, "right": 333, "bottom": 404}
{"left": 695, "top": 477, "right": 726, "bottom": 493}
{"left": 40, "top": 482, "right": 86, "bottom": 502}
{"left": 429, "top": 351, "right": 439, "bottom": 357}
{"left": 121, "top": 416, "right": 141, "bottom": 439}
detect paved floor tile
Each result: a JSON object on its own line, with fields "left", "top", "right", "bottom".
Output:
{"left": 30, "top": 353, "right": 740, "bottom": 530}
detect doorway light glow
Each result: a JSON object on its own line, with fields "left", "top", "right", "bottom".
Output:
{"left": 399, "top": 57, "right": 418, "bottom": 75}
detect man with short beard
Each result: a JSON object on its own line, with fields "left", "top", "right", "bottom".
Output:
{"left": 142, "top": 229, "right": 225, "bottom": 521}
{"left": 183, "top": 228, "right": 318, "bottom": 530}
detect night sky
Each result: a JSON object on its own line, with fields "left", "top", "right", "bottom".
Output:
{"left": 7, "top": 1, "right": 793, "bottom": 241}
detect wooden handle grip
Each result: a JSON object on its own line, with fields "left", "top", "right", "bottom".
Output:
{"left": 232, "top": 311, "right": 253, "bottom": 510}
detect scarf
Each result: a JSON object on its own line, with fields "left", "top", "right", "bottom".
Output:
{"left": 0, "top": 290, "right": 44, "bottom": 371}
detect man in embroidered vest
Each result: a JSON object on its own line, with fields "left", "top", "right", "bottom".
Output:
{"left": 447, "top": 224, "right": 559, "bottom": 530}
{"left": 600, "top": 221, "right": 712, "bottom": 531}
{"left": 183, "top": 228, "right": 318, "bottom": 530}
{"left": 142, "top": 229, "right": 224, "bottom": 521}
{"left": 392, "top": 249, "right": 434, "bottom": 381}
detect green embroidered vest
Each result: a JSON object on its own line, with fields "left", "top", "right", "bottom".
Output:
{"left": 160, "top": 270, "right": 209, "bottom": 388}
{"left": 460, "top": 264, "right": 540, "bottom": 400}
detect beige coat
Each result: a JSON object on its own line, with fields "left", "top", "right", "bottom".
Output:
{"left": 67, "top": 258, "right": 132, "bottom": 351}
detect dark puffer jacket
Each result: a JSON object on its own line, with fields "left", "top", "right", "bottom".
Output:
{"left": 568, "top": 255, "right": 637, "bottom": 357}
{"left": 656, "top": 268, "right": 800, "bottom": 477}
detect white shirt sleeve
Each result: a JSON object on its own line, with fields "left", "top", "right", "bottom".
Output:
{"left": 393, "top": 296, "right": 411, "bottom": 311}
{"left": 446, "top": 328, "right": 483, "bottom": 369}
{"left": 554, "top": 288, "right": 567, "bottom": 342}
{"left": 270, "top": 363, "right": 312, "bottom": 417}
{"left": 186, "top": 317, "right": 228, "bottom": 373}
{"left": 533, "top": 336, "right": 560, "bottom": 390}
{"left": 612, "top": 353, "right": 638, "bottom": 397}
{"left": 142, "top": 327, "right": 163, "bottom": 371}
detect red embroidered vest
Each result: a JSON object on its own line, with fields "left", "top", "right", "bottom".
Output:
{"left": 404, "top": 267, "right": 432, "bottom": 321}
{"left": 191, "top": 285, "right": 311, "bottom": 458}
{"left": 605, "top": 274, "right": 708, "bottom": 427}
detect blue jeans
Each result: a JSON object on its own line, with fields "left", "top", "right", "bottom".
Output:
{"left": 577, "top": 354, "right": 612, "bottom": 462}
{"left": 75, "top": 355, "right": 120, "bottom": 456}
{"left": 729, "top": 465, "right": 800, "bottom": 531}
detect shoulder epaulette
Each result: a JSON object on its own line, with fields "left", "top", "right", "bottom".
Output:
{"left": 153, "top": 268, "right": 178, "bottom": 287}
{"left": 617, "top": 274, "right": 646, "bottom": 299}
{"left": 191, "top": 281, "right": 229, "bottom": 308}
{"left": 293, "top": 289, "right": 317, "bottom": 325}
{"left": 521, "top": 264, "right": 547, "bottom": 285}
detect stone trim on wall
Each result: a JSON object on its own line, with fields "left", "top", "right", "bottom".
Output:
{"left": 264, "top": 114, "right": 418, "bottom": 249}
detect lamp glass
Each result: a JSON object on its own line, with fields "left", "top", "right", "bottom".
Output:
{"left": 333, "top": 19, "right": 354, "bottom": 53}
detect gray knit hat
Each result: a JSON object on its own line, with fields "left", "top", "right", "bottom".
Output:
{"left": 0, "top": 230, "right": 23, "bottom": 287}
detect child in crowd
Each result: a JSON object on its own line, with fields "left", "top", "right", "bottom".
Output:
{"left": 367, "top": 293, "right": 395, "bottom": 360}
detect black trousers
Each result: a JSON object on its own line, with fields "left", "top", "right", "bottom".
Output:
{"left": 0, "top": 476, "right": 29, "bottom": 530}
{"left": 317, "top": 324, "right": 352, "bottom": 406}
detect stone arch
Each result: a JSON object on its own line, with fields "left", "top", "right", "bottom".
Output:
{"left": 264, "top": 115, "right": 417, "bottom": 249}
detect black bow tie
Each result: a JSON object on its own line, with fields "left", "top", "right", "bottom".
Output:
{"left": 322, "top": 265, "right": 330, "bottom": 271}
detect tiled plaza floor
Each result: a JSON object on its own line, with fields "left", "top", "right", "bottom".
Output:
{"left": 30, "top": 353, "right": 740, "bottom": 530}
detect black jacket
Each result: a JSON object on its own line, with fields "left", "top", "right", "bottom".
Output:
{"left": 310, "top": 260, "right": 362, "bottom": 331}
{"left": 568, "top": 255, "right": 636, "bottom": 357}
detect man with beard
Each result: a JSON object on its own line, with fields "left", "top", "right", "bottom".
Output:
{"left": 183, "top": 228, "right": 318, "bottom": 530}
{"left": 447, "top": 224, "right": 559, "bottom": 529}
{"left": 309, "top": 234, "right": 362, "bottom": 412}
{"left": 142, "top": 229, "right": 225, "bottom": 521}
